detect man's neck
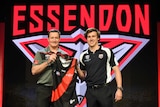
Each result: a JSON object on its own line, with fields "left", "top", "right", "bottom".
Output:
{"left": 49, "top": 46, "right": 59, "bottom": 53}
{"left": 89, "top": 45, "right": 100, "bottom": 53}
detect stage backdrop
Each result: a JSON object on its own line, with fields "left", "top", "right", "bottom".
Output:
{"left": 2, "top": 1, "right": 158, "bottom": 107}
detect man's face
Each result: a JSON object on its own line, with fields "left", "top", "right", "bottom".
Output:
{"left": 87, "top": 31, "right": 99, "bottom": 47}
{"left": 48, "top": 32, "right": 60, "bottom": 48}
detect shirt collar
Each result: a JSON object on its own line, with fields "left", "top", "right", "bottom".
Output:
{"left": 46, "top": 46, "right": 61, "bottom": 53}
{"left": 88, "top": 45, "right": 101, "bottom": 54}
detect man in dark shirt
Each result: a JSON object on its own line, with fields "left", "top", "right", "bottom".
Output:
{"left": 76, "top": 28, "right": 123, "bottom": 107}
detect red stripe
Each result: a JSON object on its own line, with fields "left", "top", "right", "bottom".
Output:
{"left": 0, "top": 23, "right": 5, "bottom": 107}
{"left": 51, "top": 59, "right": 76, "bottom": 102}
{"left": 75, "top": 97, "right": 87, "bottom": 107}
{"left": 157, "top": 22, "right": 160, "bottom": 107}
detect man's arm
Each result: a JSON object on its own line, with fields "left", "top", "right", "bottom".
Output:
{"left": 31, "top": 53, "right": 57, "bottom": 75}
{"left": 112, "top": 65, "right": 123, "bottom": 102}
{"left": 76, "top": 65, "right": 86, "bottom": 80}
{"left": 113, "top": 65, "right": 122, "bottom": 88}
{"left": 31, "top": 61, "right": 49, "bottom": 75}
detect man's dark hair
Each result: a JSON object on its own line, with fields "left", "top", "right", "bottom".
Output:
{"left": 48, "top": 29, "right": 61, "bottom": 38}
{"left": 84, "top": 28, "right": 101, "bottom": 39}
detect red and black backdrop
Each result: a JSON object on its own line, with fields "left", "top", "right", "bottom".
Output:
{"left": 0, "top": 0, "right": 159, "bottom": 107}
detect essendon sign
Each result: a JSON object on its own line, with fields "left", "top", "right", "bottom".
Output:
{"left": 11, "top": 3, "right": 150, "bottom": 107}
{"left": 12, "top": 4, "right": 150, "bottom": 36}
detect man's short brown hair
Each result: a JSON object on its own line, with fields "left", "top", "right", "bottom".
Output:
{"left": 48, "top": 29, "right": 61, "bottom": 38}
{"left": 84, "top": 28, "right": 101, "bottom": 39}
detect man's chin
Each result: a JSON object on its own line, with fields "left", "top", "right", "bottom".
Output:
{"left": 50, "top": 44, "right": 58, "bottom": 48}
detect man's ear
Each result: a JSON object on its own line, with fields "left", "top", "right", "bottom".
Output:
{"left": 98, "top": 38, "right": 100, "bottom": 41}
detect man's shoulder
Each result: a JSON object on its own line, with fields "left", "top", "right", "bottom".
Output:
{"left": 79, "top": 49, "right": 88, "bottom": 58}
{"left": 101, "top": 46, "right": 111, "bottom": 52}
{"left": 38, "top": 47, "right": 48, "bottom": 53}
{"left": 58, "top": 48, "right": 67, "bottom": 54}
{"left": 81, "top": 49, "right": 88, "bottom": 54}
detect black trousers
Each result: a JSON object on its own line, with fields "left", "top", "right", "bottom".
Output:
{"left": 86, "top": 84, "right": 113, "bottom": 107}
{"left": 36, "top": 84, "right": 53, "bottom": 107}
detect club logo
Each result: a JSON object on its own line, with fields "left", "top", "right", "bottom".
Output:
{"left": 99, "top": 54, "right": 104, "bottom": 59}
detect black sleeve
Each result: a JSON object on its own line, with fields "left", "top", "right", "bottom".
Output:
{"left": 109, "top": 49, "right": 118, "bottom": 67}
